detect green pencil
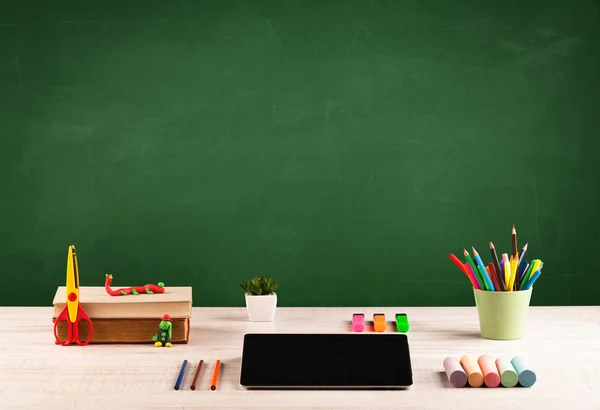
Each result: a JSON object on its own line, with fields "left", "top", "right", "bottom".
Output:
{"left": 464, "top": 248, "right": 487, "bottom": 291}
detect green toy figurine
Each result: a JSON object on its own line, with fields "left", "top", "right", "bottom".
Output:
{"left": 153, "top": 314, "right": 173, "bottom": 347}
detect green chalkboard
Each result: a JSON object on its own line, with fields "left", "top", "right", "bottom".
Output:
{"left": 1, "top": 0, "right": 599, "bottom": 307}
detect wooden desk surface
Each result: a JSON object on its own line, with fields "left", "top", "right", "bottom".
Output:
{"left": 2, "top": 306, "right": 600, "bottom": 409}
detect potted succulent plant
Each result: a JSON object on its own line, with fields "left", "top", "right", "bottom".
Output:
{"left": 240, "top": 276, "right": 278, "bottom": 322}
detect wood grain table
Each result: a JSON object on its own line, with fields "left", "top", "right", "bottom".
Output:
{"left": 1, "top": 306, "right": 599, "bottom": 409}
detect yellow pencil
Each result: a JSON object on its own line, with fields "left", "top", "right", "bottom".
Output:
{"left": 504, "top": 260, "right": 511, "bottom": 291}
{"left": 507, "top": 256, "right": 513, "bottom": 291}
{"left": 508, "top": 254, "right": 519, "bottom": 291}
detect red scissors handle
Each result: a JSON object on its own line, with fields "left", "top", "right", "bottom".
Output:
{"left": 53, "top": 307, "right": 72, "bottom": 346}
{"left": 72, "top": 305, "right": 94, "bottom": 345}
{"left": 53, "top": 305, "right": 94, "bottom": 346}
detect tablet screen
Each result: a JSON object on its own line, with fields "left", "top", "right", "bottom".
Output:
{"left": 240, "top": 333, "right": 413, "bottom": 389}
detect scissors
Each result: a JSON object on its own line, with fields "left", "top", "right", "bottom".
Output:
{"left": 53, "top": 245, "right": 94, "bottom": 346}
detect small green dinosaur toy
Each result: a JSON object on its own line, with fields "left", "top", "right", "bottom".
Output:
{"left": 152, "top": 314, "right": 173, "bottom": 347}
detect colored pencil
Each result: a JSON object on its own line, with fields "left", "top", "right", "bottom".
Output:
{"left": 210, "top": 360, "right": 221, "bottom": 391}
{"left": 190, "top": 359, "right": 204, "bottom": 390}
{"left": 174, "top": 359, "right": 188, "bottom": 390}
{"left": 464, "top": 249, "right": 486, "bottom": 290}
{"left": 522, "top": 269, "right": 541, "bottom": 290}
{"left": 489, "top": 263, "right": 502, "bottom": 291}
{"left": 517, "top": 242, "right": 528, "bottom": 267}
{"left": 475, "top": 257, "right": 492, "bottom": 291}
{"left": 486, "top": 264, "right": 500, "bottom": 291}
{"left": 489, "top": 242, "right": 506, "bottom": 291}
{"left": 511, "top": 224, "right": 518, "bottom": 257}
{"left": 472, "top": 247, "right": 495, "bottom": 291}
{"left": 452, "top": 225, "right": 544, "bottom": 292}
{"left": 449, "top": 254, "right": 480, "bottom": 288}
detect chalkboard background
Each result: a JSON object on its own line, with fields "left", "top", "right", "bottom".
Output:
{"left": 1, "top": 0, "right": 599, "bottom": 307}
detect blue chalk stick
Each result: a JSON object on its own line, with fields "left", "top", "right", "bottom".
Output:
{"left": 511, "top": 356, "right": 536, "bottom": 387}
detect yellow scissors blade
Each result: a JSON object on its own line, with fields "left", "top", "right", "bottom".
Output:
{"left": 65, "top": 245, "right": 80, "bottom": 323}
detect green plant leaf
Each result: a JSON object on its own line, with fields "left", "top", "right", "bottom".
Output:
{"left": 241, "top": 276, "right": 277, "bottom": 295}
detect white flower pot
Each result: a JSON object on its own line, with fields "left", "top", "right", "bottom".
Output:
{"left": 245, "top": 292, "right": 277, "bottom": 322}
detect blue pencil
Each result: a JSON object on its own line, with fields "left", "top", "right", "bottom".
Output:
{"left": 522, "top": 270, "right": 541, "bottom": 290}
{"left": 174, "top": 359, "right": 188, "bottom": 390}
{"left": 472, "top": 247, "right": 495, "bottom": 291}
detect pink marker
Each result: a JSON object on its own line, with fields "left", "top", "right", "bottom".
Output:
{"left": 464, "top": 263, "right": 481, "bottom": 289}
{"left": 352, "top": 313, "right": 364, "bottom": 332}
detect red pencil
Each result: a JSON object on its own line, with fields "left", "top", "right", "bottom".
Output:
{"left": 487, "top": 263, "right": 501, "bottom": 291}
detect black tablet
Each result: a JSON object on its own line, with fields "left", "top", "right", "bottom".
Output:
{"left": 239, "top": 333, "right": 413, "bottom": 389}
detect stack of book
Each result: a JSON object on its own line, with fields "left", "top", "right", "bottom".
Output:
{"left": 52, "top": 286, "right": 192, "bottom": 344}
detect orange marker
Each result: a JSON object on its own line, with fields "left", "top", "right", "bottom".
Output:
{"left": 210, "top": 360, "right": 221, "bottom": 390}
{"left": 373, "top": 314, "right": 386, "bottom": 332}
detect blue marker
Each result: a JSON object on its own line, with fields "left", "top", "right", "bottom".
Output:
{"left": 518, "top": 260, "right": 529, "bottom": 280}
{"left": 174, "top": 359, "right": 188, "bottom": 390}
{"left": 522, "top": 270, "right": 541, "bottom": 290}
{"left": 516, "top": 260, "right": 529, "bottom": 289}
{"left": 472, "top": 247, "right": 495, "bottom": 291}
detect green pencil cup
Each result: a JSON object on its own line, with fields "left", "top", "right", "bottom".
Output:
{"left": 473, "top": 288, "right": 532, "bottom": 340}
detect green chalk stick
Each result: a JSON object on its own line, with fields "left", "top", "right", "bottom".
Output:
{"left": 496, "top": 356, "right": 518, "bottom": 387}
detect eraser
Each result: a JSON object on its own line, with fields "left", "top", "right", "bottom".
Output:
{"left": 443, "top": 357, "right": 467, "bottom": 387}
{"left": 477, "top": 354, "right": 500, "bottom": 388}
{"left": 352, "top": 313, "right": 364, "bottom": 332}
{"left": 511, "top": 356, "right": 536, "bottom": 387}
{"left": 460, "top": 355, "right": 484, "bottom": 387}
{"left": 496, "top": 356, "right": 518, "bottom": 387}
{"left": 395, "top": 313, "right": 409, "bottom": 332}
{"left": 373, "top": 313, "right": 386, "bottom": 332}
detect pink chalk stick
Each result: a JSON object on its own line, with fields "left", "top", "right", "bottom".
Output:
{"left": 443, "top": 357, "right": 467, "bottom": 387}
{"left": 352, "top": 313, "right": 365, "bottom": 332}
{"left": 478, "top": 355, "right": 501, "bottom": 388}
